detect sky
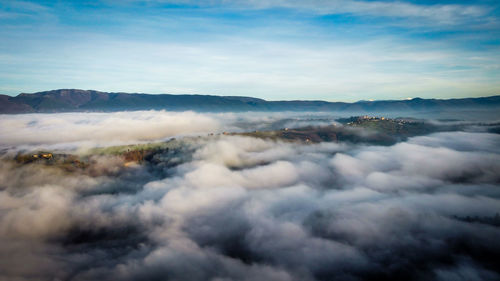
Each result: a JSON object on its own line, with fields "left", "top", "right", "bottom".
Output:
{"left": 0, "top": 0, "right": 499, "bottom": 101}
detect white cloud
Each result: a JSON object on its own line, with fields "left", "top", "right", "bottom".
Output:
{"left": 128, "top": 0, "right": 490, "bottom": 25}
{"left": 0, "top": 115, "right": 500, "bottom": 280}
{"left": 0, "top": 111, "right": 221, "bottom": 149}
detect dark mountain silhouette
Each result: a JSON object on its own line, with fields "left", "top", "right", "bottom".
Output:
{"left": 1, "top": 89, "right": 499, "bottom": 114}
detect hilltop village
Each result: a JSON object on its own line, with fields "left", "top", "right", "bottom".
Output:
{"left": 8, "top": 116, "right": 454, "bottom": 175}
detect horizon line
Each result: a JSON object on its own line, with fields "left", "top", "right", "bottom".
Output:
{"left": 3, "top": 88, "right": 500, "bottom": 104}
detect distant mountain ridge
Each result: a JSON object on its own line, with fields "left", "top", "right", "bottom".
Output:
{"left": 1, "top": 89, "right": 499, "bottom": 114}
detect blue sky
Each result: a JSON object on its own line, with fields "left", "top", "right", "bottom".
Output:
{"left": 0, "top": 0, "right": 499, "bottom": 101}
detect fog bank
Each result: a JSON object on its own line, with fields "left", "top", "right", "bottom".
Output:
{"left": 0, "top": 112, "right": 499, "bottom": 281}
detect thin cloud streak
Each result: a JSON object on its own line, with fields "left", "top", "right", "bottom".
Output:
{"left": 126, "top": 0, "right": 493, "bottom": 26}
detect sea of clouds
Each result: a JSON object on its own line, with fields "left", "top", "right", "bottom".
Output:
{"left": 0, "top": 111, "right": 343, "bottom": 152}
{"left": 0, "top": 111, "right": 499, "bottom": 281}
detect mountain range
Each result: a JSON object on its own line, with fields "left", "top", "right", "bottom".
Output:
{"left": 1, "top": 89, "right": 499, "bottom": 114}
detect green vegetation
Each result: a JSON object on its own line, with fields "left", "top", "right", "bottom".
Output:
{"left": 87, "top": 140, "right": 179, "bottom": 157}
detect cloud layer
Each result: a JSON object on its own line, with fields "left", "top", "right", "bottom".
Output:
{"left": 0, "top": 111, "right": 344, "bottom": 151}
{"left": 0, "top": 111, "right": 221, "bottom": 149}
{"left": 0, "top": 112, "right": 499, "bottom": 280}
